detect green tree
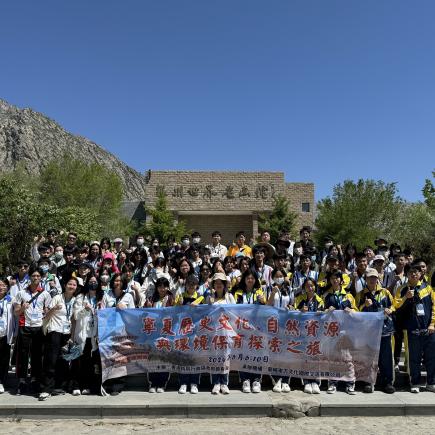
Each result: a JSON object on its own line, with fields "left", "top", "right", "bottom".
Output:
{"left": 0, "top": 172, "right": 102, "bottom": 273}
{"left": 423, "top": 170, "right": 435, "bottom": 210}
{"left": 258, "top": 195, "right": 297, "bottom": 245}
{"left": 39, "top": 154, "right": 131, "bottom": 238}
{"left": 141, "top": 192, "right": 186, "bottom": 247}
{"left": 315, "top": 179, "right": 403, "bottom": 250}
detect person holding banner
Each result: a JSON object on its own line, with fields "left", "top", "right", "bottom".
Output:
{"left": 295, "top": 277, "right": 324, "bottom": 394}
{"left": 235, "top": 270, "right": 265, "bottom": 393}
{"left": 147, "top": 277, "right": 174, "bottom": 393}
{"left": 71, "top": 274, "right": 102, "bottom": 396}
{"left": 207, "top": 272, "right": 235, "bottom": 394}
{"left": 394, "top": 265, "right": 435, "bottom": 393}
{"left": 358, "top": 268, "right": 395, "bottom": 394}
{"left": 323, "top": 271, "right": 357, "bottom": 395}
{"left": 101, "top": 273, "right": 135, "bottom": 395}
{"left": 175, "top": 275, "right": 204, "bottom": 394}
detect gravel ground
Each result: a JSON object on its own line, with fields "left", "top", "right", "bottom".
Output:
{"left": 0, "top": 417, "right": 434, "bottom": 434}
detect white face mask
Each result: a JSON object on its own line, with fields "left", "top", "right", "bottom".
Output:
{"left": 54, "top": 251, "right": 63, "bottom": 260}
{"left": 181, "top": 240, "right": 190, "bottom": 247}
{"left": 274, "top": 277, "right": 285, "bottom": 285}
{"left": 192, "top": 237, "right": 201, "bottom": 244}
{"left": 136, "top": 238, "right": 144, "bottom": 246}
{"left": 295, "top": 248, "right": 303, "bottom": 255}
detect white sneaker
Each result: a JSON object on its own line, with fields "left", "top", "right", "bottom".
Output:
{"left": 220, "top": 384, "right": 230, "bottom": 395}
{"left": 304, "top": 383, "right": 313, "bottom": 394}
{"left": 281, "top": 383, "right": 291, "bottom": 393}
{"left": 178, "top": 384, "right": 187, "bottom": 394}
{"left": 242, "top": 380, "right": 251, "bottom": 393}
{"left": 272, "top": 378, "right": 282, "bottom": 393}
{"left": 327, "top": 385, "right": 337, "bottom": 394}
{"left": 426, "top": 385, "right": 435, "bottom": 393}
{"left": 411, "top": 386, "right": 420, "bottom": 393}
{"left": 212, "top": 384, "right": 220, "bottom": 395}
{"left": 156, "top": 387, "right": 164, "bottom": 393}
{"left": 81, "top": 389, "right": 91, "bottom": 395}
{"left": 38, "top": 392, "right": 50, "bottom": 401}
{"left": 190, "top": 384, "right": 198, "bottom": 394}
{"left": 72, "top": 389, "right": 81, "bottom": 396}
{"left": 0, "top": 384, "right": 4, "bottom": 394}
{"left": 346, "top": 385, "right": 356, "bottom": 395}
{"left": 311, "top": 383, "right": 321, "bottom": 394}
{"left": 149, "top": 387, "right": 156, "bottom": 393}
{"left": 252, "top": 381, "right": 261, "bottom": 393}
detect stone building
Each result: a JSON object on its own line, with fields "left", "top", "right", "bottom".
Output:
{"left": 142, "top": 170, "right": 314, "bottom": 244}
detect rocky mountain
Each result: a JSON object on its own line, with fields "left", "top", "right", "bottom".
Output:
{"left": 0, "top": 99, "right": 147, "bottom": 200}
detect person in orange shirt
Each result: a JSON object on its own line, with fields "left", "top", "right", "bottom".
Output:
{"left": 227, "top": 231, "right": 252, "bottom": 258}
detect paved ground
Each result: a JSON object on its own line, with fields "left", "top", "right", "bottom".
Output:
{"left": 1, "top": 416, "right": 435, "bottom": 434}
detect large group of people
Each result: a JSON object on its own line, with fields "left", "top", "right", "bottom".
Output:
{"left": 0, "top": 226, "right": 434, "bottom": 401}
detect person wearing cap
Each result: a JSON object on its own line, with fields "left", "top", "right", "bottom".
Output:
{"left": 112, "top": 237, "right": 123, "bottom": 254}
{"left": 371, "top": 254, "right": 388, "bottom": 287}
{"left": 323, "top": 270, "right": 357, "bottom": 395}
{"left": 358, "top": 268, "right": 395, "bottom": 394}
{"left": 374, "top": 237, "right": 388, "bottom": 249}
{"left": 101, "top": 252, "right": 120, "bottom": 274}
{"left": 205, "top": 272, "right": 235, "bottom": 395}
{"left": 38, "top": 257, "right": 62, "bottom": 297}
{"left": 394, "top": 265, "right": 435, "bottom": 393}
{"left": 175, "top": 275, "right": 203, "bottom": 395}
{"left": 227, "top": 231, "right": 252, "bottom": 258}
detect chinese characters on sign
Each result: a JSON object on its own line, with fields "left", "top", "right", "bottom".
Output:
{"left": 156, "top": 184, "right": 279, "bottom": 200}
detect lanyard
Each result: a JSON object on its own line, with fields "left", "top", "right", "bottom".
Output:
{"left": 0, "top": 298, "right": 6, "bottom": 317}
{"left": 244, "top": 291, "right": 254, "bottom": 304}
{"left": 63, "top": 296, "right": 73, "bottom": 319}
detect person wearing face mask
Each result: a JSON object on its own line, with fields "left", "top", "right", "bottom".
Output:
{"left": 52, "top": 245, "right": 66, "bottom": 268}
{"left": 98, "top": 266, "right": 112, "bottom": 292}
{"left": 134, "top": 234, "right": 148, "bottom": 254}
{"left": 292, "top": 242, "right": 303, "bottom": 269}
{"left": 38, "top": 258, "right": 62, "bottom": 297}
{"left": 191, "top": 232, "right": 201, "bottom": 245}
{"left": 180, "top": 234, "right": 191, "bottom": 253}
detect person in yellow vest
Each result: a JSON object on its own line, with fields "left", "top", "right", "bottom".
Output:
{"left": 175, "top": 275, "right": 204, "bottom": 395}
{"left": 227, "top": 231, "right": 252, "bottom": 258}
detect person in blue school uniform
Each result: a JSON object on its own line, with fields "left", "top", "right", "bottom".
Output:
{"left": 357, "top": 268, "right": 395, "bottom": 394}
{"left": 323, "top": 271, "right": 357, "bottom": 395}
{"left": 295, "top": 277, "right": 324, "bottom": 394}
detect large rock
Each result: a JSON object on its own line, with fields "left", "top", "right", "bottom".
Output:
{"left": 0, "top": 99, "right": 147, "bottom": 200}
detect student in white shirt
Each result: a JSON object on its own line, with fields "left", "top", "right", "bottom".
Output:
{"left": 207, "top": 272, "right": 235, "bottom": 395}
{"left": 206, "top": 231, "right": 228, "bottom": 261}
{"left": 0, "top": 277, "right": 14, "bottom": 394}
{"left": 71, "top": 275, "right": 102, "bottom": 396}
{"left": 101, "top": 273, "right": 135, "bottom": 396}
{"left": 39, "top": 277, "right": 78, "bottom": 400}
{"left": 13, "top": 267, "right": 52, "bottom": 395}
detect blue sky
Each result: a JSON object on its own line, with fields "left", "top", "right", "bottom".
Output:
{"left": 1, "top": 1, "right": 434, "bottom": 202}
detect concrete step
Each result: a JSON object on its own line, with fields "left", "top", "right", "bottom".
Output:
{"left": 1, "top": 390, "right": 435, "bottom": 419}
